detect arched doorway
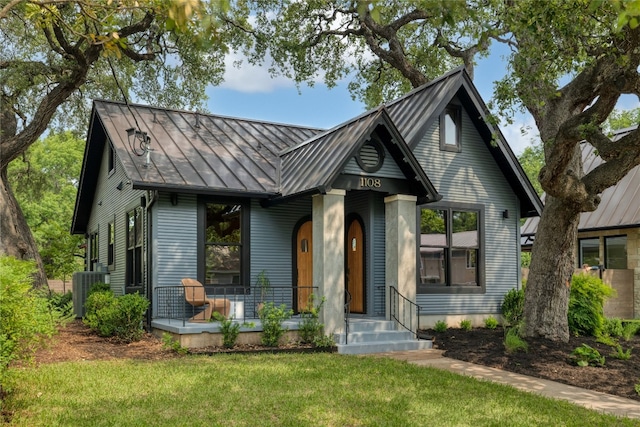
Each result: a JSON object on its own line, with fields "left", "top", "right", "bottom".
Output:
{"left": 294, "top": 219, "right": 313, "bottom": 312}
{"left": 346, "top": 215, "right": 365, "bottom": 313}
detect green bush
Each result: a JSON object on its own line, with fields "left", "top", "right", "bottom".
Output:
{"left": 84, "top": 291, "right": 148, "bottom": 342}
{"left": 571, "top": 344, "right": 605, "bottom": 367}
{"left": 611, "top": 345, "right": 632, "bottom": 360}
{"left": 460, "top": 319, "right": 472, "bottom": 331}
{"left": 622, "top": 321, "right": 640, "bottom": 341}
{"left": 258, "top": 302, "right": 293, "bottom": 346}
{"left": 299, "top": 294, "right": 325, "bottom": 344}
{"left": 0, "top": 257, "right": 61, "bottom": 400}
{"left": 568, "top": 274, "right": 614, "bottom": 337}
{"left": 88, "top": 281, "right": 111, "bottom": 295}
{"left": 501, "top": 287, "right": 524, "bottom": 326}
{"left": 484, "top": 316, "right": 499, "bottom": 329}
{"left": 602, "top": 318, "right": 624, "bottom": 338}
{"left": 433, "top": 320, "right": 447, "bottom": 332}
{"left": 504, "top": 325, "right": 528, "bottom": 353}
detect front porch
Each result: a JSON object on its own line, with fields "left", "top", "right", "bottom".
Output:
{"left": 150, "top": 283, "right": 431, "bottom": 354}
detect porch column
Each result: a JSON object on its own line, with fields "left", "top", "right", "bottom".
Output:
{"left": 384, "top": 194, "right": 417, "bottom": 320}
{"left": 312, "top": 190, "right": 346, "bottom": 334}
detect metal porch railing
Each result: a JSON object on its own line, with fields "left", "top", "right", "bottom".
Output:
{"left": 154, "top": 284, "right": 316, "bottom": 326}
{"left": 389, "top": 286, "right": 421, "bottom": 339}
{"left": 344, "top": 289, "right": 351, "bottom": 345}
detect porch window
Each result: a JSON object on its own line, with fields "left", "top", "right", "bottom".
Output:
{"left": 205, "top": 203, "right": 242, "bottom": 286}
{"left": 418, "top": 205, "right": 482, "bottom": 293}
{"left": 439, "top": 105, "right": 461, "bottom": 152}
{"left": 126, "top": 207, "right": 143, "bottom": 288}
{"left": 605, "top": 235, "right": 627, "bottom": 269}
{"left": 578, "top": 238, "right": 599, "bottom": 268}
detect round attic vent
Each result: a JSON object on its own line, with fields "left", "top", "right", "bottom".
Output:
{"left": 356, "top": 139, "right": 385, "bottom": 173}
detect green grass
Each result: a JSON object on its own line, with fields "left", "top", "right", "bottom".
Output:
{"left": 5, "top": 354, "right": 636, "bottom": 426}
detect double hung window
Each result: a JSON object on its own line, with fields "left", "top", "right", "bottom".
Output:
{"left": 126, "top": 207, "right": 143, "bottom": 288}
{"left": 205, "top": 203, "right": 243, "bottom": 287}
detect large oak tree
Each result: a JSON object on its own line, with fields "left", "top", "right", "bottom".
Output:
{"left": 0, "top": 0, "right": 247, "bottom": 286}
{"left": 239, "top": 0, "right": 640, "bottom": 341}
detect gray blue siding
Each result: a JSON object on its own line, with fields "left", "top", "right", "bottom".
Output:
{"left": 413, "top": 98, "right": 520, "bottom": 315}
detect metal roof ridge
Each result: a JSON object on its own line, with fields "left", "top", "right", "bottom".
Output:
{"left": 92, "top": 99, "right": 324, "bottom": 132}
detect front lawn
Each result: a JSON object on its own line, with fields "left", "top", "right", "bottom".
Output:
{"left": 5, "top": 353, "right": 635, "bottom": 426}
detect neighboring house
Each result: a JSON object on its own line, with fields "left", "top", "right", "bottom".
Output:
{"left": 71, "top": 67, "right": 542, "bottom": 352}
{"left": 521, "top": 128, "right": 640, "bottom": 319}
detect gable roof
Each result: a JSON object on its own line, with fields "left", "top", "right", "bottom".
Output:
{"left": 73, "top": 67, "right": 542, "bottom": 234}
{"left": 386, "top": 67, "right": 542, "bottom": 217}
{"left": 521, "top": 128, "right": 640, "bottom": 238}
{"left": 277, "top": 108, "right": 440, "bottom": 203}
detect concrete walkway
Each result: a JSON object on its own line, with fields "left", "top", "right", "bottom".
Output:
{"left": 372, "top": 349, "right": 640, "bottom": 420}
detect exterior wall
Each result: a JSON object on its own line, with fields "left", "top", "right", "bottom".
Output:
{"left": 85, "top": 138, "right": 146, "bottom": 293}
{"left": 152, "top": 193, "right": 199, "bottom": 288}
{"left": 249, "top": 198, "right": 312, "bottom": 287}
{"left": 412, "top": 98, "right": 521, "bottom": 316}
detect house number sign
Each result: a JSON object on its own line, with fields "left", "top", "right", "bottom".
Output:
{"left": 359, "top": 177, "right": 382, "bottom": 188}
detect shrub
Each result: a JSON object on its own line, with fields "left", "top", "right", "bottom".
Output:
{"left": 602, "top": 318, "right": 624, "bottom": 338}
{"left": 504, "top": 326, "right": 528, "bottom": 353}
{"left": 568, "top": 274, "right": 614, "bottom": 337}
{"left": 484, "top": 316, "right": 499, "bottom": 329}
{"left": 501, "top": 287, "right": 524, "bottom": 326}
{"left": 88, "top": 281, "right": 111, "bottom": 295}
{"left": 611, "top": 345, "right": 632, "bottom": 360}
{"left": 0, "top": 257, "right": 61, "bottom": 400}
{"left": 622, "top": 321, "right": 640, "bottom": 341}
{"left": 571, "top": 344, "right": 605, "bottom": 367}
{"left": 84, "top": 291, "right": 149, "bottom": 342}
{"left": 460, "top": 319, "right": 472, "bottom": 331}
{"left": 258, "top": 302, "right": 293, "bottom": 346}
{"left": 434, "top": 320, "right": 447, "bottom": 333}
{"left": 162, "top": 333, "right": 189, "bottom": 355}
{"left": 299, "top": 294, "right": 325, "bottom": 344}
{"left": 213, "top": 312, "right": 241, "bottom": 348}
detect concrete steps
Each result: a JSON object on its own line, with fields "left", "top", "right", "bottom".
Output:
{"left": 334, "top": 319, "right": 433, "bottom": 355}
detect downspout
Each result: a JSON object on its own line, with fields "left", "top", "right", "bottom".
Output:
{"left": 144, "top": 190, "right": 158, "bottom": 330}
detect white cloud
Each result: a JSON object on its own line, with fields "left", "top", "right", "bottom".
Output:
{"left": 500, "top": 114, "right": 539, "bottom": 155}
{"left": 219, "top": 51, "right": 296, "bottom": 93}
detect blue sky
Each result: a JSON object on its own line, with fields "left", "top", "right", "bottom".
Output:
{"left": 205, "top": 44, "right": 639, "bottom": 156}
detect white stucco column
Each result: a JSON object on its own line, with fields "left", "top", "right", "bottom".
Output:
{"left": 385, "top": 194, "right": 417, "bottom": 320}
{"left": 312, "top": 190, "right": 346, "bottom": 334}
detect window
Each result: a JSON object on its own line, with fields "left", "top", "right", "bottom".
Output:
{"left": 578, "top": 238, "right": 599, "bottom": 268}
{"left": 108, "top": 141, "right": 115, "bottom": 175}
{"left": 107, "top": 221, "right": 114, "bottom": 267}
{"left": 439, "top": 105, "right": 461, "bottom": 152}
{"left": 126, "top": 207, "right": 143, "bottom": 288}
{"left": 605, "top": 235, "right": 627, "bottom": 269}
{"left": 89, "top": 232, "right": 99, "bottom": 271}
{"left": 205, "top": 203, "right": 242, "bottom": 286}
{"left": 419, "top": 205, "right": 481, "bottom": 293}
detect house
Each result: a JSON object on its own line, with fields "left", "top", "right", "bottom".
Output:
{"left": 521, "top": 129, "right": 640, "bottom": 319}
{"left": 71, "top": 67, "right": 542, "bottom": 353}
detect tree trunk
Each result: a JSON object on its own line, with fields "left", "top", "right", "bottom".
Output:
{"left": 0, "top": 166, "right": 47, "bottom": 288}
{"left": 523, "top": 195, "right": 581, "bottom": 342}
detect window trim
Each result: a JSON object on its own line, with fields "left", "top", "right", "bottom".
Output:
{"left": 439, "top": 105, "right": 462, "bottom": 152}
{"left": 417, "top": 202, "right": 485, "bottom": 295}
{"left": 197, "top": 198, "right": 250, "bottom": 291}
{"left": 89, "top": 231, "right": 99, "bottom": 271}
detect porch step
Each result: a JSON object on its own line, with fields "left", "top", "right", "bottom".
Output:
{"left": 334, "top": 319, "right": 432, "bottom": 355}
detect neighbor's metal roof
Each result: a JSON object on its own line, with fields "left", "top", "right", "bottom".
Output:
{"left": 521, "top": 131, "right": 640, "bottom": 237}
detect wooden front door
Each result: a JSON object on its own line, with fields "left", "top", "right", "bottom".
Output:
{"left": 296, "top": 220, "right": 313, "bottom": 311}
{"left": 346, "top": 218, "right": 365, "bottom": 313}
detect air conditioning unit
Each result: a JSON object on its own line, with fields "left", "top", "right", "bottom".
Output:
{"left": 72, "top": 272, "right": 107, "bottom": 318}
